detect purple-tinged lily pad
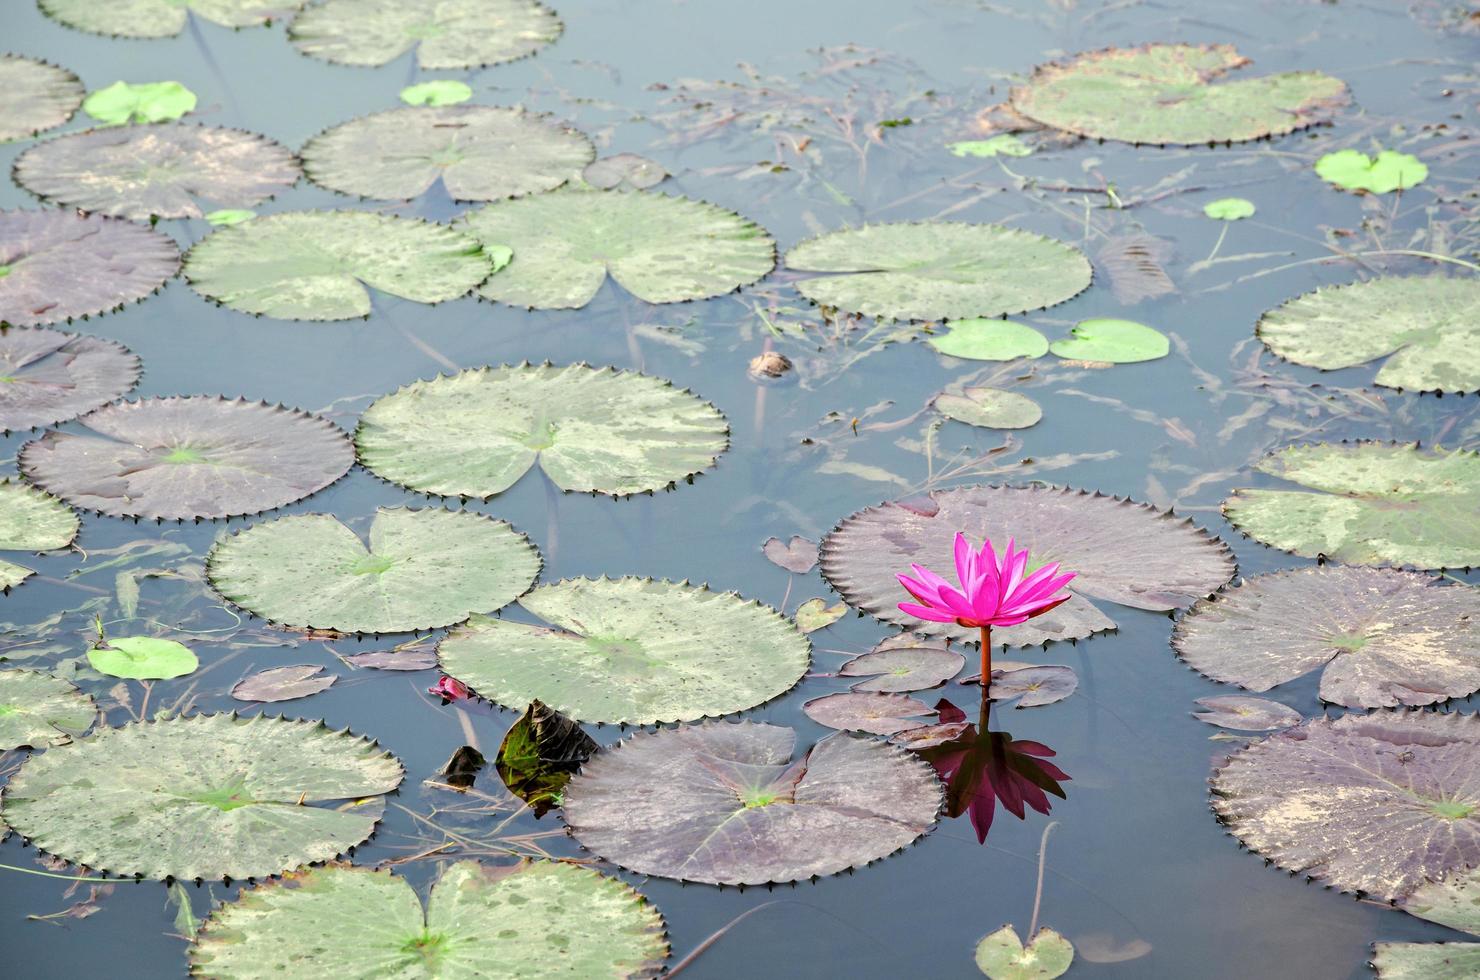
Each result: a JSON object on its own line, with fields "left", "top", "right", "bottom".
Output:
{"left": 763, "top": 534, "right": 818, "bottom": 574}
{"left": 803, "top": 691, "right": 935, "bottom": 735}
{"left": 1175, "top": 566, "right": 1480, "bottom": 709}
{"left": 0, "top": 55, "right": 84, "bottom": 142}
{"left": 0, "top": 328, "right": 140, "bottom": 433}
{"left": 820, "top": 485, "right": 1234, "bottom": 646}
{"left": 987, "top": 665, "right": 1078, "bottom": 708}
{"left": 563, "top": 721, "right": 941, "bottom": 885}
{"left": 840, "top": 635, "right": 965, "bottom": 693}
{"left": 0, "top": 210, "right": 179, "bottom": 327}
{"left": 343, "top": 647, "right": 438, "bottom": 671}
{"left": 231, "top": 665, "right": 337, "bottom": 703}
{"left": 1211, "top": 709, "right": 1480, "bottom": 902}
{"left": 1192, "top": 695, "right": 1302, "bottom": 732}
{"left": 19, "top": 396, "right": 355, "bottom": 521}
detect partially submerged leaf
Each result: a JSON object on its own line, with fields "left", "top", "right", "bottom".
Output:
{"left": 0, "top": 669, "right": 96, "bottom": 750}
{"left": 438, "top": 745, "right": 485, "bottom": 791}
{"left": 88, "top": 636, "right": 197, "bottom": 680}
{"left": 1315, "top": 149, "right": 1427, "bottom": 194}
{"left": 1191, "top": 696, "right": 1303, "bottom": 732}
{"left": 803, "top": 691, "right": 935, "bottom": 735}
{"left": 204, "top": 209, "right": 255, "bottom": 226}
{"left": 1095, "top": 234, "right": 1176, "bottom": 306}
{"left": 0, "top": 55, "right": 84, "bottom": 142}
{"left": 0, "top": 328, "right": 140, "bottom": 432}
{"left": 2, "top": 713, "right": 403, "bottom": 880}
{"left": 0, "top": 480, "right": 80, "bottom": 591}
{"left": 1371, "top": 942, "right": 1480, "bottom": 980}
{"left": 794, "top": 597, "right": 847, "bottom": 633}
{"left": 290, "top": 0, "right": 563, "bottom": 69}
{"left": 975, "top": 925, "right": 1074, "bottom": 979}
{"left": 81, "top": 81, "right": 196, "bottom": 126}
{"left": 839, "top": 636, "right": 965, "bottom": 692}
{"left": 495, "top": 699, "right": 596, "bottom": 815}
{"left": 231, "top": 665, "right": 337, "bottom": 703}
{"left": 948, "top": 135, "right": 1032, "bottom": 157}
{"left": 563, "top": 722, "right": 941, "bottom": 885}
{"left": 763, "top": 535, "right": 818, "bottom": 574}
{"left": 41, "top": 0, "right": 308, "bottom": 38}
{"left": 583, "top": 153, "right": 669, "bottom": 191}
{"left": 935, "top": 387, "right": 1042, "bottom": 429}
{"left": 398, "top": 80, "right": 472, "bottom": 107}
{"left": 208, "top": 507, "right": 542, "bottom": 634}
{"left": 928, "top": 319, "right": 1049, "bottom": 361}
{"left": 1049, "top": 319, "right": 1169, "bottom": 363}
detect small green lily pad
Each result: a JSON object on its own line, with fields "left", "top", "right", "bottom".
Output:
{"left": 204, "top": 209, "right": 255, "bottom": 226}
{"left": 82, "top": 81, "right": 196, "bottom": 126}
{"left": 1315, "top": 149, "right": 1428, "bottom": 194}
{"left": 1203, "top": 197, "right": 1255, "bottom": 220}
{"left": 935, "top": 387, "right": 1042, "bottom": 429}
{"left": 87, "top": 636, "right": 197, "bottom": 680}
{"left": 399, "top": 80, "right": 473, "bottom": 106}
{"left": 948, "top": 135, "right": 1033, "bottom": 158}
{"left": 0, "top": 669, "right": 96, "bottom": 750}
{"left": 794, "top": 597, "right": 847, "bottom": 633}
{"left": 975, "top": 926, "right": 1074, "bottom": 979}
{"left": 928, "top": 320, "right": 1050, "bottom": 361}
{"left": 1049, "top": 318, "right": 1169, "bottom": 363}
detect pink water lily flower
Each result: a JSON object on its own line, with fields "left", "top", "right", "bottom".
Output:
{"left": 429, "top": 675, "right": 469, "bottom": 702}
{"left": 897, "top": 532, "right": 1075, "bottom": 679}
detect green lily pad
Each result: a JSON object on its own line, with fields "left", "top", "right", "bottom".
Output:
{"left": 935, "top": 387, "right": 1042, "bottom": 429}
{"left": 0, "top": 479, "right": 79, "bottom": 591}
{"left": 189, "top": 860, "right": 669, "bottom": 978}
{"left": 1, "top": 209, "right": 180, "bottom": 328}
{"left": 438, "top": 577, "right": 808, "bottom": 724}
{"left": 19, "top": 397, "right": 355, "bottom": 521}
{"left": 1315, "top": 149, "right": 1428, "bottom": 194}
{"left": 927, "top": 320, "right": 1049, "bottom": 361}
{"left": 301, "top": 106, "right": 593, "bottom": 202}
{"left": 204, "top": 209, "right": 256, "bottom": 226}
{"left": 1257, "top": 277, "right": 1480, "bottom": 393}
{"left": 461, "top": 187, "right": 775, "bottom": 309}
{"left": 1203, "top": 197, "right": 1255, "bottom": 220}
{"left": 563, "top": 722, "right": 942, "bottom": 885}
{"left": 289, "top": 0, "right": 563, "bottom": 69}
{"left": 1, "top": 713, "right": 403, "bottom": 880}
{"left": 0, "top": 328, "right": 141, "bottom": 432}
{"left": 355, "top": 364, "right": 728, "bottom": 498}
{"left": 0, "top": 669, "right": 96, "bottom": 750}
{"left": 1372, "top": 943, "right": 1480, "bottom": 980}
{"left": 82, "top": 81, "right": 196, "bottom": 126}
{"left": 1049, "top": 319, "right": 1168, "bottom": 363}
{"left": 1223, "top": 442, "right": 1480, "bottom": 569}
{"left": 207, "top": 507, "right": 542, "bottom": 634}
{"left": 0, "top": 55, "right": 84, "bottom": 142}
{"left": 87, "top": 636, "right": 197, "bottom": 680}
{"left": 399, "top": 80, "right": 473, "bottom": 106}
{"left": 1402, "top": 867, "right": 1480, "bottom": 937}
{"left": 785, "top": 222, "right": 1091, "bottom": 322}
{"left": 40, "top": 0, "right": 308, "bottom": 38}
{"left": 793, "top": 597, "right": 847, "bottom": 633}
{"left": 948, "top": 135, "right": 1033, "bottom": 158}
{"left": 975, "top": 926, "right": 1074, "bottom": 980}
{"left": 184, "top": 210, "right": 492, "bottom": 321}
{"left": 1009, "top": 44, "right": 1347, "bottom": 145}
{"left": 14, "top": 123, "right": 300, "bottom": 222}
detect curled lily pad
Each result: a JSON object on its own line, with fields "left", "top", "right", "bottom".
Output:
{"left": 840, "top": 636, "right": 965, "bottom": 692}
{"left": 1371, "top": 942, "right": 1480, "bottom": 980}
{"left": 19, "top": 396, "right": 355, "bottom": 521}
{"left": 820, "top": 485, "right": 1234, "bottom": 646}
{"left": 1049, "top": 319, "right": 1168, "bottom": 363}
{"left": 563, "top": 721, "right": 942, "bottom": 885}
{"left": 0, "top": 209, "right": 180, "bottom": 327}
{"left": 188, "top": 860, "right": 668, "bottom": 978}
{"left": 1211, "top": 709, "right": 1480, "bottom": 901}
{"left": 1173, "top": 566, "right": 1480, "bottom": 709}
{"left": 15, "top": 123, "right": 300, "bottom": 222}
{"left": 356, "top": 363, "right": 728, "bottom": 498}
{"left": 0, "top": 669, "right": 96, "bottom": 750}
{"left": 1316, "top": 149, "right": 1427, "bottom": 194}
{"left": 231, "top": 665, "right": 337, "bottom": 703}
{"left": 1, "top": 712, "right": 403, "bottom": 880}
{"left": 289, "top": 0, "right": 563, "bottom": 69}
{"left": 1009, "top": 44, "right": 1347, "bottom": 145}
{"left": 0, "top": 55, "right": 84, "bottom": 142}
{"left": 207, "top": 507, "right": 541, "bottom": 634}
{"left": 1257, "top": 277, "right": 1480, "bottom": 393}
{"left": 183, "top": 210, "right": 492, "bottom": 321}
{"left": 927, "top": 320, "right": 1049, "bottom": 361}
{"left": 1223, "top": 442, "right": 1480, "bottom": 570}
{"left": 496, "top": 699, "right": 596, "bottom": 816}
{"left": 1191, "top": 696, "right": 1303, "bottom": 732}
{"left": 301, "top": 106, "right": 593, "bottom": 202}
{"left": 785, "top": 222, "right": 1091, "bottom": 322}
{"left": 40, "top": 0, "right": 308, "bottom": 38}
{"left": 438, "top": 577, "right": 809, "bottom": 725}
{"left": 0, "top": 328, "right": 141, "bottom": 432}
{"left": 975, "top": 925, "right": 1074, "bottom": 980}
{"left": 1402, "top": 866, "right": 1480, "bottom": 936}
{"left": 583, "top": 153, "right": 668, "bottom": 191}
{"left": 462, "top": 187, "right": 775, "bottom": 309}
{"left": 0, "top": 479, "right": 79, "bottom": 590}
{"left": 803, "top": 691, "right": 935, "bottom": 735}
{"left": 82, "top": 81, "right": 196, "bottom": 126}
{"left": 935, "top": 387, "right": 1042, "bottom": 429}
{"left": 399, "top": 80, "right": 473, "bottom": 106}
{"left": 87, "top": 636, "right": 197, "bottom": 680}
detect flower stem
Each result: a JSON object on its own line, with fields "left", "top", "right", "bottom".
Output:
{"left": 979, "top": 625, "right": 991, "bottom": 691}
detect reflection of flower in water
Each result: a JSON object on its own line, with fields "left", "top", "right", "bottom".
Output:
{"left": 905, "top": 697, "right": 1070, "bottom": 844}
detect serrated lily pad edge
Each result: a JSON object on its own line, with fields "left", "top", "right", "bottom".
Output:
{"left": 0, "top": 329, "right": 143, "bottom": 435}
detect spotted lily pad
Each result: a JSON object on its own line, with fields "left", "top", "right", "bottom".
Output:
{"left": 15, "top": 124, "right": 300, "bottom": 222}
{"left": 1223, "top": 442, "right": 1480, "bottom": 570}
{"left": 1049, "top": 319, "right": 1168, "bottom": 363}
{"left": 462, "top": 187, "right": 775, "bottom": 309}
{"left": 0, "top": 56, "right": 84, "bottom": 142}
{"left": 935, "top": 387, "right": 1042, "bottom": 428}
{"left": 1402, "top": 866, "right": 1480, "bottom": 936}
{"left": 0, "top": 328, "right": 141, "bottom": 432}
{"left": 839, "top": 636, "right": 965, "bottom": 692}
{"left": 1174, "top": 566, "right": 1480, "bottom": 709}
{"left": 0, "top": 669, "right": 96, "bottom": 750}
{"left": 1211, "top": 709, "right": 1480, "bottom": 902}
{"left": 356, "top": 364, "right": 728, "bottom": 498}
{"left": 821, "top": 485, "right": 1234, "bottom": 646}
{"left": 785, "top": 223, "right": 1091, "bottom": 322}
{"left": 1316, "top": 149, "right": 1428, "bottom": 194}
{"left": 1371, "top": 943, "right": 1480, "bottom": 980}
{"left": 0, "top": 712, "right": 403, "bottom": 880}
{"left": 438, "top": 577, "right": 808, "bottom": 725}
{"left": 189, "top": 860, "right": 668, "bottom": 978}
{"left": 0, "top": 479, "right": 79, "bottom": 590}
{"left": 40, "top": 0, "right": 308, "bottom": 38}
{"left": 231, "top": 665, "right": 337, "bottom": 703}
{"left": 399, "top": 80, "right": 472, "bottom": 106}
{"left": 20, "top": 397, "right": 354, "bottom": 521}
{"left": 1009, "top": 44, "right": 1347, "bottom": 145}
{"left": 1257, "top": 277, "right": 1480, "bottom": 393}
{"left": 0, "top": 209, "right": 180, "bottom": 327}
{"left": 928, "top": 320, "right": 1049, "bottom": 361}
{"left": 301, "top": 106, "right": 593, "bottom": 202}
{"left": 184, "top": 210, "right": 492, "bottom": 321}
{"left": 803, "top": 691, "right": 935, "bottom": 735}
{"left": 82, "top": 81, "right": 196, "bottom": 126}
{"left": 563, "top": 722, "right": 941, "bottom": 885}
{"left": 975, "top": 925, "right": 1074, "bottom": 979}
{"left": 207, "top": 507, "right": 541, "bottom": 634}
{"left": 289, "top": 0, "right": 563, "bottom": 69}
{"left": 87, "top": 636, "right": 197, "bottom": 680}
{"left": 1191, "top": 696, "right": 1303, "bottom": 732}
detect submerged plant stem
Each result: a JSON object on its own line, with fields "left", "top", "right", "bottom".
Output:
{"left": 1028, "top": 820, "right": 1058, "bottom": 938}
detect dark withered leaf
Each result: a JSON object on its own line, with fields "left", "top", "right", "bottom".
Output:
{"left": 495, "top": 699, "right": 596, "bottom": 816}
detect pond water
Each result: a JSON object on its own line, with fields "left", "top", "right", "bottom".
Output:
{"left": 2, "top": 0, "right": 1478, "bottom": 978}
